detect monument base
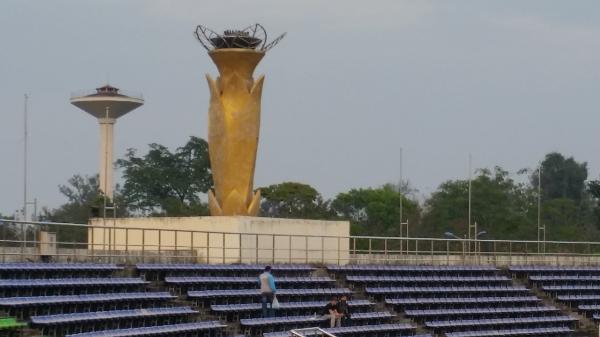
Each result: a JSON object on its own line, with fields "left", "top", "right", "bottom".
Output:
{"left": 88, "top": 216, "right": 350, "bottom": 265}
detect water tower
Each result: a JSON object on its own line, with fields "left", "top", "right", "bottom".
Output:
{"left": 70, "top": 85, "right": 144, "bottom": 199}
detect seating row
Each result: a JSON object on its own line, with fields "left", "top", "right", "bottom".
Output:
{"left": 211, "top": 299, "right": 372, "bottom": 313}
{"left": 0, "top": 292, "right": 176, "bottom": 319}
{"left": 445, "top": 326, "right": 574, "bottom": 337}
{"left": 425, "top": 315, "right": 577, "bottom": 329}
{"left": 166, "top": 276, "right": 332, "bottom": 284}
{"left": 328, "top": 265, "right": 497, "bottom": 272}
{"left": 31, "top": 306, "right": 197, "bottom": 325}
{"left": 188, "top": 288, "right": 352, "bottom": 306}
{"left": 543, "top": 285, "right": 600, "bottom": 292}
{"left": 347, "top": 275, "right": 510, "bottom": 283}
{"left": 385, "top": 296, "right": 540, "bottom": 307}
{"left": 138, "top": 264, "right": 314, "bottom": 280}
{"left": 0, "top": 278, "right": 149, "bottom": 297}
{"left": 405, "top": 306, "right": 560, "bottom": 319}
{"left": 0, "top": 263, "right": 121, "bottom": 271}
{"left": 0, "top": 292, "right": 175, "bottom": 307}
{"left": 137, "top": 264, "right": 314, "bottom": 272}
{"left": 166, "top": 276, "right": 334, "bottom": 292}
{"left": 262, "top": 323, "right": 419, "bottom": 337}
{"left": 0, "top": 278, "right": 146, "bottom": 288}
{"left": 510, "top": 265, "right": 600, "bottom": 272}
{"left": 530, "top": 275, "right": 600, "bottom": 281}
{"left": 366, "top": 286, "right": 528, "bottom": 296}
{"left": 66, "top": 321, "right": 227, "bottom": 337}
{"left": 241, "top": 312, "right": 394, "bottom": 327}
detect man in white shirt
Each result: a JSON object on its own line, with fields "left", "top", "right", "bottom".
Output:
{"left": 258, "top": 265, "right": 277, "bottom": 317}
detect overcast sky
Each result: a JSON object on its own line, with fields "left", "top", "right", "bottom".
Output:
{"left": 1, "top": 1, "right": 599, "bottom": 216}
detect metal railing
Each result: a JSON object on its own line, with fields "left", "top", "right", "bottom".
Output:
{"left": 291, "top": 327, "right": 336, "bottom": 337}
{"left": 1, "top": 218, "right": 600, "bottom": 266}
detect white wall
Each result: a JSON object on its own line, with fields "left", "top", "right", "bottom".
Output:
{"left": 88, "top": 216, "right": 350, "bottom": 264}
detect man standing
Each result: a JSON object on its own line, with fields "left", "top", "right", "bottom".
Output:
{"left": 322, "top": 297, "right": 341, "bottom": 328}
{"left": 258, "top": 266, "right": 277, "bottom": 317}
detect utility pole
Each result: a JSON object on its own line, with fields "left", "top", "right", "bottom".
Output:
{"left": 23, "top": 94, "right": 29, "bottom": 221}
{"left": 399, "top": 148, "right": 403, "bottom": 234}
{"left": 468, "top": 154, "right": 472, "bottom": 240}
{"left": 537, "top": 166, "right": 545, "bottom": 253}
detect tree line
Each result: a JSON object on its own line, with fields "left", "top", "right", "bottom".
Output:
{"left": 41, "top": 137, "right": 600, "bottom": 242}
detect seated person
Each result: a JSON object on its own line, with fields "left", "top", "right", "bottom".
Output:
{"left": 322, "top": 296, "right": 341, "bottom": 328}
{"left": 337, "top": 295, "right": 351, "bottom": 326}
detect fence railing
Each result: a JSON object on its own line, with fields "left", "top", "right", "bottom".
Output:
{"left": 2, "top": 219, "right": 600, "bottom": 266}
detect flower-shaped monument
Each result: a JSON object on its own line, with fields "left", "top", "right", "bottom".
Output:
{"left": 195, "top": 24, "right": 285, "bottom": 216}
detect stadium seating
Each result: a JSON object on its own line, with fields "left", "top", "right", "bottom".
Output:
{"left": 512, "top": 265, "right": 600, "bottom": 320}
{"left": 0, "top": 263, "right": 234, "bottom": 337}
{"left": 0, "top": 262, "right": 587, "bottom": 337}
{"left": 333, "top": 264, "right": 576, "bottom": 337}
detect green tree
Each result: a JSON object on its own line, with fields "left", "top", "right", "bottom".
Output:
{"left": 42, "top": 174, "right": 122, "bottom": 246}
{"left": 44, "top": 174, "right": 103, "bottom": 224}
{"left": 117, "top": 136, "right": 212, "bottom": 216}
{"left": 533, "top": 152, "right": 588, "bottom": 202}
{"left": 588, "top": 179, "right": 600, "bottom": 228}
{"left": 420, "top": 167, "right": 535, "bottom": 240}
{"left": 260, "top": 182, "right": 334, "bottom": 219}
{"left": 541, "top": 198, "right": 592, "bottom": 241}
{"left": 331, "top": 184, "right": 420, "bottom": 237}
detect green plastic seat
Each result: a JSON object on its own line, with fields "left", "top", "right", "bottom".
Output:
{"left": 0, "top": 317, "right": 26, "bottom": 329}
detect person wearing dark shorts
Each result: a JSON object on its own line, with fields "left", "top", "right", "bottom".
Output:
{"left": 258, "top": 266, "right": 277, "bottom": 317}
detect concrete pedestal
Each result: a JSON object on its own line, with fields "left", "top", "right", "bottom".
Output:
{"left": 88, "top": 216, "right": 350, "bottom": 264}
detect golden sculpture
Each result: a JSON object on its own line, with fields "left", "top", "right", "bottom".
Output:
{"left": 195, "top": 24, "right": 285, "bottom": 216}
